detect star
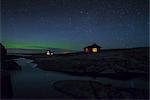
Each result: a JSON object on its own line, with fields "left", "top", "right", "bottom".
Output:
{"left": 80, "top": 10, "right": 84, "bottom": 14}
{"left": 68, "top": 17, "right": 72, "bottom": 25}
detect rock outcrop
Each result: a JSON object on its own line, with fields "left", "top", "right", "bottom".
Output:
{"left": 0, "top": 43, "right": 21, "bottom": 70}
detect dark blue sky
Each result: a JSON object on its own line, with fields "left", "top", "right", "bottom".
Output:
{"left": 1, "top": 0, "right": 149, "bottom": 50}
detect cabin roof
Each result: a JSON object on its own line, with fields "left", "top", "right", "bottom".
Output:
{"left": 84, "top": 43, "right": 101, "bottom": 48}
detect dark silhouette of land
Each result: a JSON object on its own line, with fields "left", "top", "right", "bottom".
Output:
{"left": 0, "top": 43, "right": 21, "bottom": 98}
{"left": 0, "top": 43, "right": 149, "bottom": 99}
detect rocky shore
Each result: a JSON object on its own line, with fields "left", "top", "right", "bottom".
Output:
{"left": 33, "top": 47, "right": 149, "bottom": 79}
{"left": 54, "top": 80, "right": 149, "bottom": 99}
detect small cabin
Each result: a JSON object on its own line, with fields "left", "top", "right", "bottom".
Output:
{"left": 84, "top": 44, "right": 101, "bottom": 53}
{"left": 45, "top": 50, "right": 54, "bottom": 56}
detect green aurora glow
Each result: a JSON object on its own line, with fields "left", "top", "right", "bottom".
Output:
{"left": 2, "top": 41, "right": 78, "bottom": 50}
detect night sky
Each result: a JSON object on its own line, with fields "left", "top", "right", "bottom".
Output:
{"left": 1, "top": 0, "right": 149, "bottom": 50}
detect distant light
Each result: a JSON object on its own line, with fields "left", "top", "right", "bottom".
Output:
{"left": 46, "top": 51, "right": 50, "bottom": 55}
{"left": 46, "top": 50, "right": 54, "bottom": 56}
{"left": 63, "top": 52, "right": 69, "bottom": 54}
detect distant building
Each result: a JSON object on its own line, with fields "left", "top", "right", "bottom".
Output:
{"left": 45, "top": 50, "right": 54, "bottom": 56}
{"left": 84, "top": 44, "right": 101, "bottom": 53}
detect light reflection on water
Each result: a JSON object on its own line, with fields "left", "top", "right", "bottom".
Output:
{"left": 10, "top": 58, "right": 148, "bottom": 98}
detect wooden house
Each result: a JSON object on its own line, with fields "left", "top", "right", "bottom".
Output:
{"left": 84, "top": 44, "right": 101, "bottom": 53}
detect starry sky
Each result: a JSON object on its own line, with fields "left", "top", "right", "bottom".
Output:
{"left": 1, "top": 0, "right": 149, "bottom": 50}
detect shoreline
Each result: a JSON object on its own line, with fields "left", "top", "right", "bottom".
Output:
{"left": 35, "top": 66, "right": 149, "bottom": 80}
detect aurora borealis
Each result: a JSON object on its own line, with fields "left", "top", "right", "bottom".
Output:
{"left": 1, "top": 0, "right": 149, "bottom": 50}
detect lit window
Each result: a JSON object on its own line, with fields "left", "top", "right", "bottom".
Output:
{"left": 92, "top": 48, "right": 97, "bottom": 52}
{"left": 85, "top": 48, "right": 88, "bottom": 52}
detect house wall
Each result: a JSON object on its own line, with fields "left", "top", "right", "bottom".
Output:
{"left": 84, "top": 47, "right": 101, "bottom": 53}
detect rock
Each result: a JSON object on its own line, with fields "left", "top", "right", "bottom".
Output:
{"left": 0, "top": 70, "right": 13, "bottom": 98}
{"left": 1, "top": 61, "right": 22, "bottom": 70}
{"left": 0, "top": 43, "right": 7, "bottom": 61}
{"left": 54, "top": 80, "right": 149, "bottom": 99}
{"left": 101, "top": 69, "right": 116, "bottom": 73}
{"left": 0, "top": 43, "right": 21, "bottom": 70}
